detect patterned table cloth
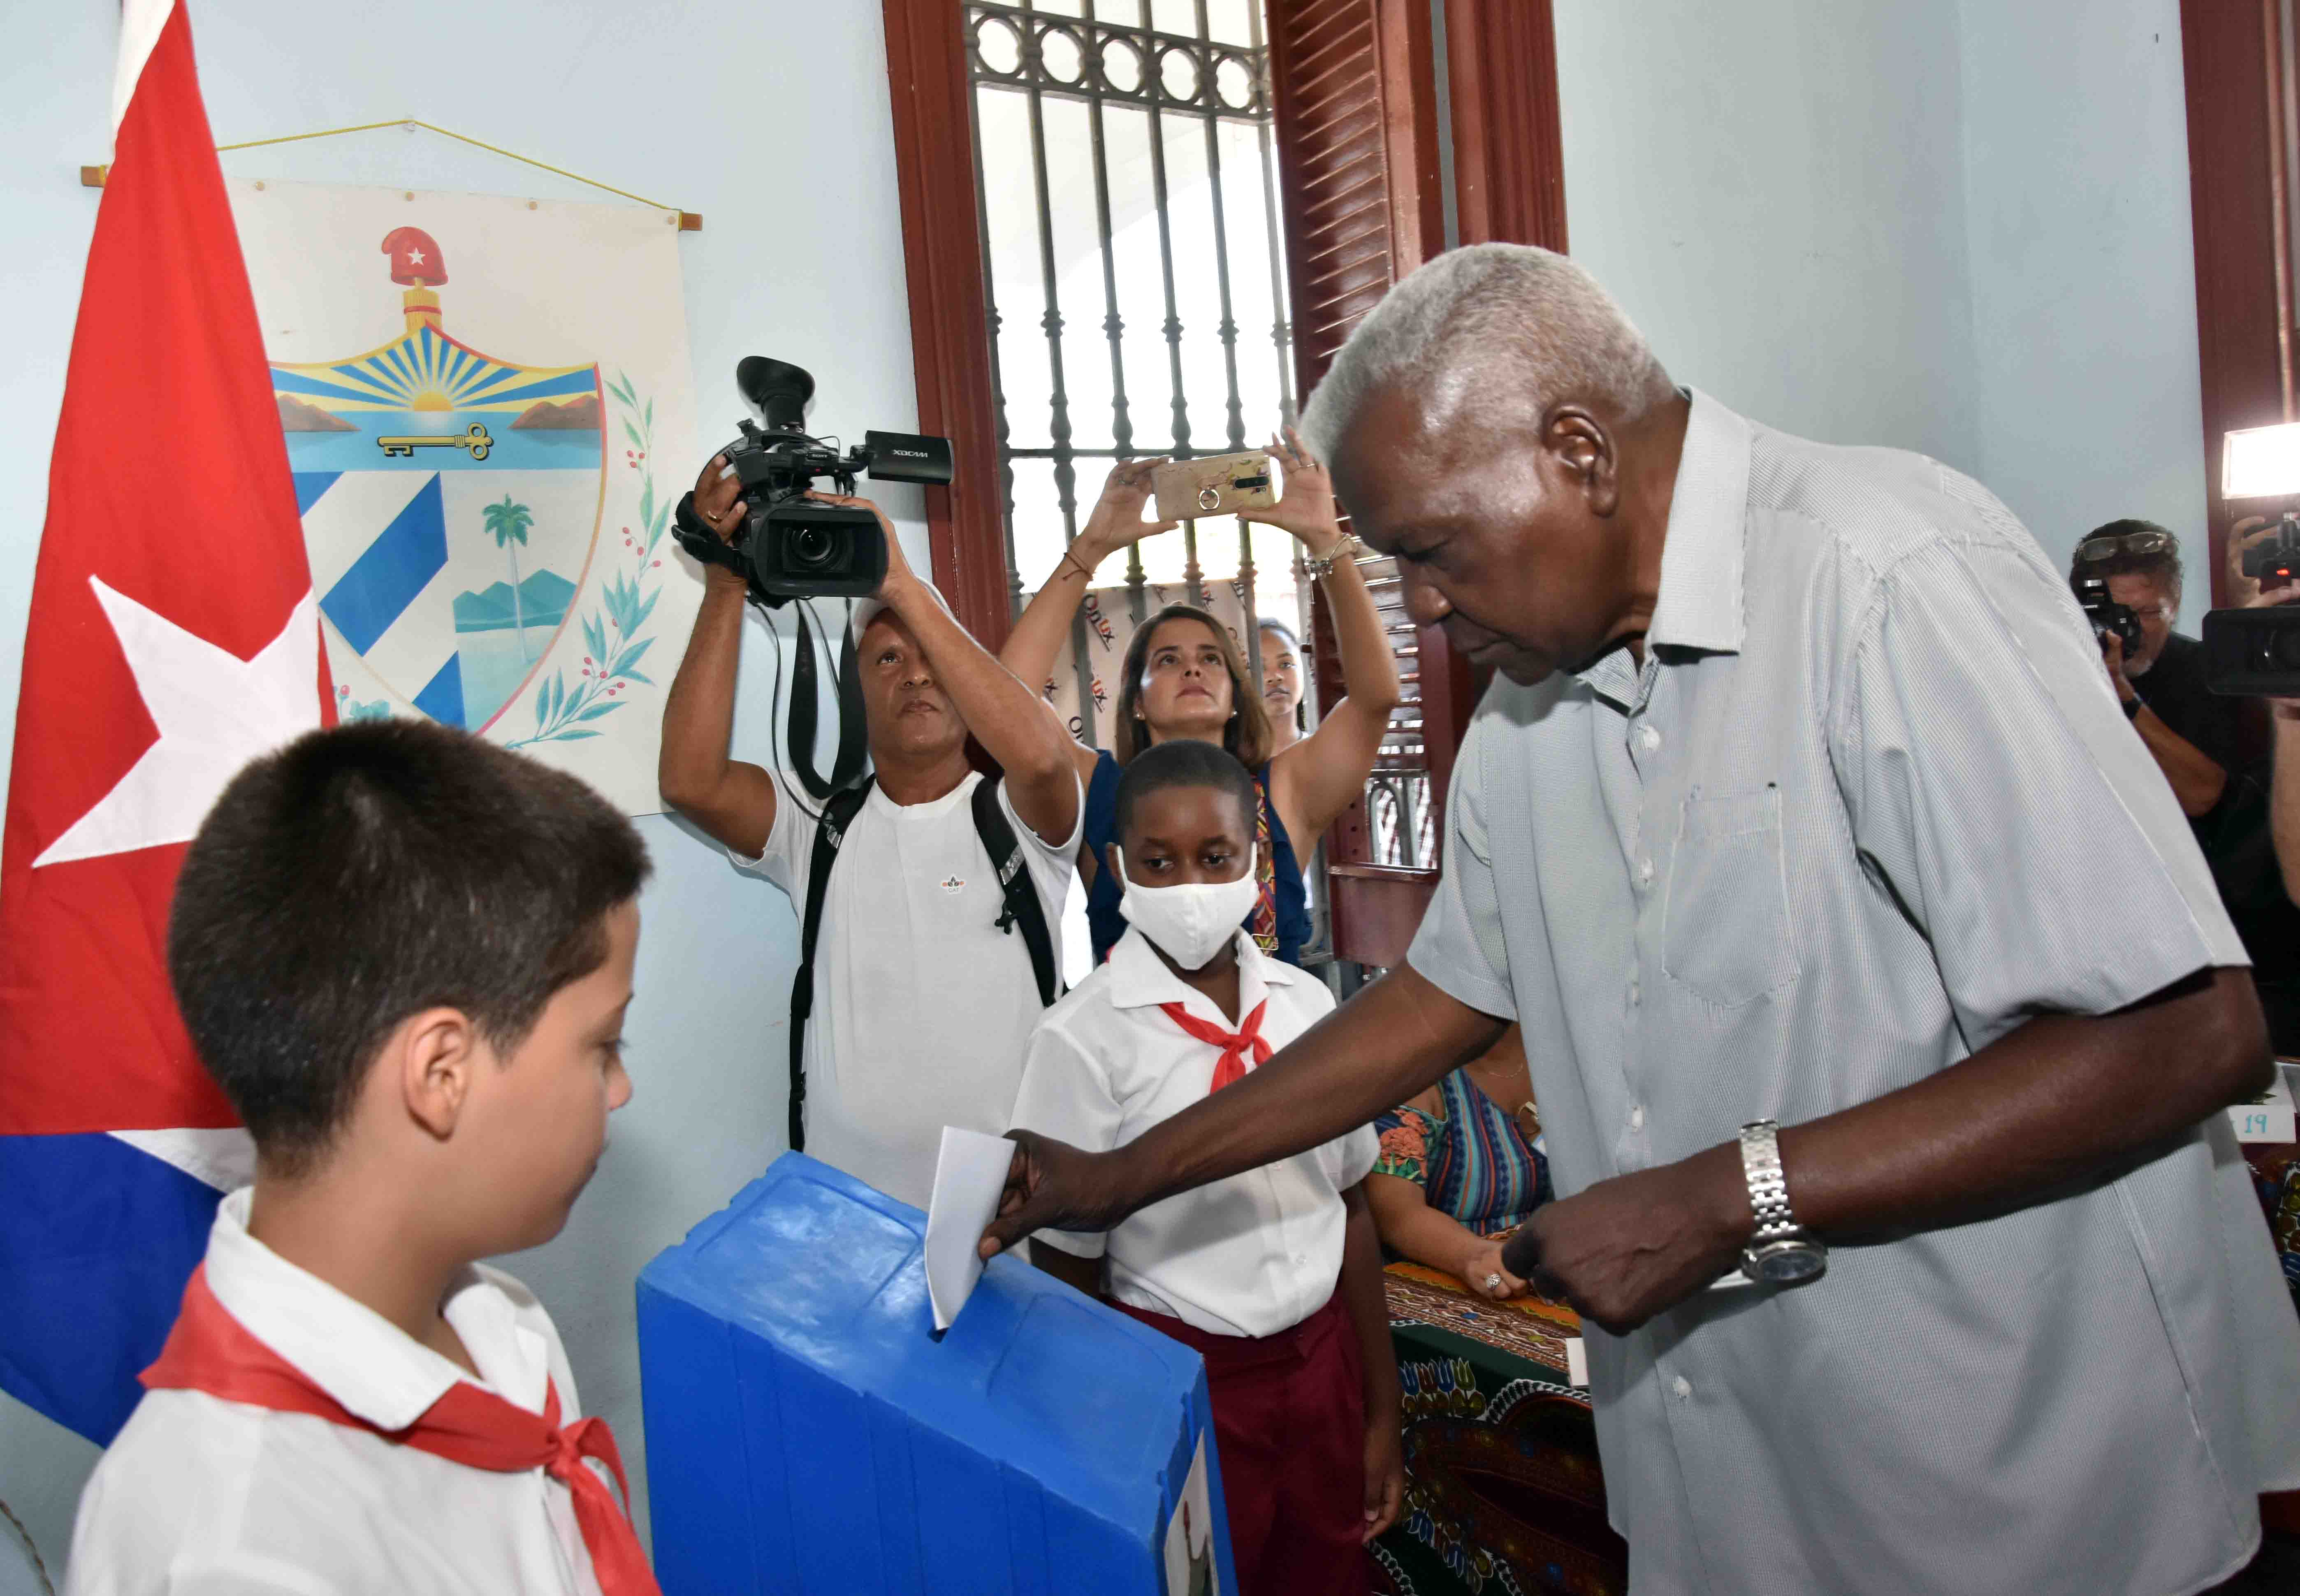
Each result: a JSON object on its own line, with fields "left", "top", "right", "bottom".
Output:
{"left": 1372, "top": 1263, "right": 1627, "bottom": 1596}
{"left": 1366, "top": 1130, "right": 2300, "bottom": 1592}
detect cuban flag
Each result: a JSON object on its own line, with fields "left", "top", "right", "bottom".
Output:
{"left": 0, "top": 0, "right": 326, "bottom": 1443}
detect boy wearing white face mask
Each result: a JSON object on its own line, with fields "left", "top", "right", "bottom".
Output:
{"left": 1006, "top": 740, "right": 1404, "bottom": 1594}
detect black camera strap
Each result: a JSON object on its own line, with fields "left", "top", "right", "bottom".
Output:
{"left": 787, "top": 773, "right": 1060, "bottom": 1155}
{"left": 969, "top": 774, "right": 1063, "bottom": 1011}
{"left": 789, "top": 776, "right": 874, "bottom": 1154}
{"left": 786, "top": 601, "right": 869, "bottom": 803}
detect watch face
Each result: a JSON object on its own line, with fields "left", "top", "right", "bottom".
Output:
{"left": 1751, "top": 1244, "right": 1826, "bottom": 1285}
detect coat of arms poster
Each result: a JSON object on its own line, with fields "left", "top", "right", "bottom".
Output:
{"left": 227, "top": 179, "right": 700, "bottom": 814}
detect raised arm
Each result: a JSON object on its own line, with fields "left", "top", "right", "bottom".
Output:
{"left": 817, "top": 493, "right": 1080, "bottom": 844}
{"left": 658, "top": 455, "right": 778, "bottom": 857}
{"left": 1249, "top": 430, "right": 1404, "bottom": 842}
{"left": 2231, "top": 520, "right": 2300, "bottom": 902}
{"left": 997, "top": 459, "right": 1177, "bottom": 777}
{"left": 2101, "top": 626, "right": 2227, "bottom": 816}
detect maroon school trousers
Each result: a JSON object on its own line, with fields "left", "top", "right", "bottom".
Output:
{"left": 1114, "top": 1291, "right": 1368, "bottom": 1596}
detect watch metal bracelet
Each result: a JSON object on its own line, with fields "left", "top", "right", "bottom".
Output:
{"left": 1739, "top": 1119, "right": 1800, "bottom": 1241}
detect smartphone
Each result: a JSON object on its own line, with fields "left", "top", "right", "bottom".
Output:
{"left": 1152, "top": 450, "right": 1278, "bottom": 521}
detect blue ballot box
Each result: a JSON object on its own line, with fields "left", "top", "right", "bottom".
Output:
{"left": 637, "top": 1153, "right": 1239, "bottom": 1595}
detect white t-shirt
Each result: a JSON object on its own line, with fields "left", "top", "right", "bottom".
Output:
{"left": 68, "top": 1188, "right": 604, "bottom": 1596}
{"left": 734, "top": 768, "right": 1078, "bottom": 1209}
{"left": 1009, "top": 927, "right": 1379, "bottom": 1339}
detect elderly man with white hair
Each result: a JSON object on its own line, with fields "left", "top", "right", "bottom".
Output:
{"left": 985, "top": 244, "right": 2300, "bottom": 1594}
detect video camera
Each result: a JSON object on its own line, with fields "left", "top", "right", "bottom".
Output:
{"left": 2074, "top": 574, "right": 2145, "bottom": 658}
{"left": 670, "top": 358, "right": 957, "bottom": 803}
{"left": 2203, "top": 509, "right": 2300, "bottom": 697}
{"left": 672, "top": 356, "right": 953, "bottom": 606}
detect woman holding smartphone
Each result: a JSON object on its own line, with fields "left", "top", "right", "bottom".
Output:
{"left": 1001, "top": 428, "right": 1402, "bottom": 965}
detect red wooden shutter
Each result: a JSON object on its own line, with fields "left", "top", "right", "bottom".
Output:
{"left": 1444, "top": 0, "right": 1569, "bottom": 253}
{"left": 2181, "top": 0, "right": 2293, "bottom": 604}
{"left": 1268, "top": 0, "right": 1565, "bottom": 970}
{"left": 883, "top": 0, "right": 1012, "bottom": 649}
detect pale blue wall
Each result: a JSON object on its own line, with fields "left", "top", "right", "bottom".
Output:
{"left": 1957, "top": 0, "right": 2210, "bottom": 626}
{"left": 1553, "top": 0, "right": 2209, "bottom": 624}
{"left": 1553, "top": 0, "right": 1981, "bottom": 476}
{"left": 0, "top": 0, "right": 924, "bottom": 1580}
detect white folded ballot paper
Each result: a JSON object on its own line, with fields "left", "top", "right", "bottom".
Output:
{"left": 923, "top": 1125, "right": 1020, "bottom": 1331}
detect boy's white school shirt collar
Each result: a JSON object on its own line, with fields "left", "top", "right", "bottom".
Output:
{"left": 1103, "top": 924, "right": 1298, "bottom": 1030}
{"left": 202, "top": 1185, "right": 559, "bottom": 1430}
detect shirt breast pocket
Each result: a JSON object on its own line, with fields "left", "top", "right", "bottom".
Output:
{"left": 1660, "top": 787, "right": 1800, "bottom": 1008}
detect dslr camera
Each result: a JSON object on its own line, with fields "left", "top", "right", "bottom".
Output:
{"left": 2074, "top": 574, "right": 2144, "bottom": 657}
{"left": 673, "top": 356, "right": 953, "bottom": 605}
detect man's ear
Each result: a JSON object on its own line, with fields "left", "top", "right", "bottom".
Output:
{"left": 393, "top": 1007, "right": 480, "bottom": 1142}
{"left": 1106, "top": 842, "right": 1128, "bottom": 887}
{"left": 1544, "top": 404, "right": 1620, "bottom": 517}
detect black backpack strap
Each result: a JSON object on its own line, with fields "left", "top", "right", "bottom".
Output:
{"left": 789, "top": 777, "right": 875, "bottom": 1152}
{"left": 970, "top": 775, "right": 1062, "bottom": 1009}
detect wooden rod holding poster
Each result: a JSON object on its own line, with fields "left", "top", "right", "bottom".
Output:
{"left": 82, "top": 118, "right": 703, "bottom": 231}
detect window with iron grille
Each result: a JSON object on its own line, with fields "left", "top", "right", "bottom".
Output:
{"left": 896, "top": 0, "right": 1567, "bottom": 965}
{"left": 963, "top": 0, "right": 1322, "bottom": 749}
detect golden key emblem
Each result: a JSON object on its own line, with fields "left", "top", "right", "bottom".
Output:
{"left": 376, "top": 422, "right": 494, "bottom": 462}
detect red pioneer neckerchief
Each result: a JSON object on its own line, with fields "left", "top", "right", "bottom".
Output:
{"left": 141, "top": 1264, "right": 661, "bottom": 1596}
{"left": 1159, "top": 997, "right": 1273, "bottom": 1094}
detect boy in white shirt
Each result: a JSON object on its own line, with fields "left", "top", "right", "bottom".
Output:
{"left": 67, "top": 720, "right": 657, "bottom": 1596}
{"left": 1009, "top": 740, "right": 1404, "bottom": 1594}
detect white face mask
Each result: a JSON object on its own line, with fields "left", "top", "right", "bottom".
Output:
{"left": 1113, "top": 843, "right": 1259, "bottom": 972}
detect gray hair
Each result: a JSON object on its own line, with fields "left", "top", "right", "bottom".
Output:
{"left": 1299, "top": 244, "right": 1674, "bottom": 461}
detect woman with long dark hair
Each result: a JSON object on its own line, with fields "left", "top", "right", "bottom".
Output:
{"left": 1257, "top": 617, "right": 1308, "bottom": 755}
{"left": 1000, "top": 429, "right": 1401, "bottom": 964}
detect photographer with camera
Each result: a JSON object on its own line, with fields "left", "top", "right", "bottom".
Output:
{"left": 2074, "top": 520, "right": 2300, "bottom": 1054}
{"left": 659, "top": 457, "right": 1082, "bottom": 1209}
{"left": 2072, "top": 522, "right": 2244, "bottom": 817}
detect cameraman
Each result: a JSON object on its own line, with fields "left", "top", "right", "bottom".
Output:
{"left": 2072, "top": 521, "right": 2243, "bottom": 817}
{"left": 2231, "top": 520, "right": 2300, "bottom": 1037}
{"left": 2078, "top": 519, "right": 2298, "bottom": 1053}
{"left": 661, "top": 457, "right": 1081, "bottom": 1206}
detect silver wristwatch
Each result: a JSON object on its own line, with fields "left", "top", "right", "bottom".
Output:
{"left": 1736, "top": 1119, "right": 1826, "bottom": 1285}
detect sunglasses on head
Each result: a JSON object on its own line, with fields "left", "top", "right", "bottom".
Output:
{"left": 2075, "top": 529, "right": 2174, "bottom": 564}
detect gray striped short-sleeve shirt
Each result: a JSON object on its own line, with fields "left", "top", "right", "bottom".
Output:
{"left": 1409, "top": 390, "right": 2300, "bottom": 1596}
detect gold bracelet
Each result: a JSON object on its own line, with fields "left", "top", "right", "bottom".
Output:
{"left": 1305, "top": 531, "right": 1360, "bottom": 580}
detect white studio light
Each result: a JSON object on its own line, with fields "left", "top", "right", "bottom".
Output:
{"left": 2221, "top": 421, "right": 2300, "bottom": 499}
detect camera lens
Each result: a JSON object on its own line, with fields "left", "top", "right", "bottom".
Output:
{"left": 787, "top": 526, "right": 840, "bottom": 572}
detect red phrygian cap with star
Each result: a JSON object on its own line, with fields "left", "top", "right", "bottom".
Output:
{"left": 380, "top": 226, "right": 446, "bottom": 285}
{"left": 0, "top": 0, "right": 330, "bottom": 1134}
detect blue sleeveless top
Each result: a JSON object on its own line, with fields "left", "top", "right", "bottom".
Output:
{"left": 1083, "top": 748, "right": 1310, "bottom": 966}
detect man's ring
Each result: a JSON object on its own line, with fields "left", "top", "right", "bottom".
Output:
{"left": 1483, "top": 1272, "right": 1504, "bottom": 1294}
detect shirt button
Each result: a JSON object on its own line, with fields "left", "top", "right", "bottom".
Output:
{"left": 1629, "top": 979, "right": 1642, "bottom": 1006}
{"left": 1672, "top": 1376, "right": 1693, "bottom": 1401}
{"left": 1636, "top": 857, "right": 1655, "bottom": 887}
{"left": 1639, "top": 724, "right": 1662, "bottom": 752}
{"left": 1630, "top": 1105, "right": 1646, "bottom": 1130}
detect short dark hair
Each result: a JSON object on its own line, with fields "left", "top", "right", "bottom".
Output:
{"left": 1113, "top": 605, "right": 1275, "bottom": 768}
{"left": 2072, "top": 518, "right": 2183, "bottom": 598}
{"left": 1113, "top": 737, "right": 1260, "bottom": 848}
{"left": 167, "top": 719, "right": 650, "bottom": 1176}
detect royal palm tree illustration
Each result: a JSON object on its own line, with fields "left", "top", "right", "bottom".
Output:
{"left": 481, "top": 494, "right": 536, "bottom": 661}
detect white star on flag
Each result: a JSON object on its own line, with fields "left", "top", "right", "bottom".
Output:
{"left": 35, "top": 578, "right": 322, "bottom": 868}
